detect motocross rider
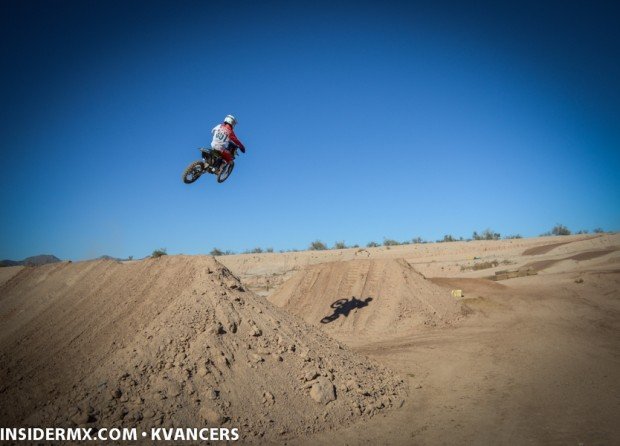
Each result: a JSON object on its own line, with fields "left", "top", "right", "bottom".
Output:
{"left": 210, "top": 114, "right": 246, "bottom": 171}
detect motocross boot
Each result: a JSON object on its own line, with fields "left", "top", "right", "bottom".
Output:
{"left": 210, "top": 157, "right": 222, "bottom": 174}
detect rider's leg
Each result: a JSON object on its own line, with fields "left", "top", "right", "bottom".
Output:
{"left": 219, "top": 149, "right": 233, "bottom": 165}
{"left": 227, "top": 141, "right": 239, "bottom": 152}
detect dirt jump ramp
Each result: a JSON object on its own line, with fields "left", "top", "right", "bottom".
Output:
{"left": 0, "top": 256, "right": 405, "bottom": 442}
{"left": 269, "top": 258, "right": 463, "bottom": 339}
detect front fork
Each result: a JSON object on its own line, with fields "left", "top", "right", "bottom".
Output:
{"left": 200, "top": 150, "right": 217, "bottom": 172}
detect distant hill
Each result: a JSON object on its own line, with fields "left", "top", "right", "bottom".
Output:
{"left": 97, "top": 255, "right": 121, "bottom": 261}
{"left": 0, "top": 255, "right": 61, "bottom": 267}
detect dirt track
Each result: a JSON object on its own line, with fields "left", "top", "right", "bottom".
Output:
{"left": 297, "top": 271, "right": 619, "bottom": 445}
{"left": 268, "top": 258, "right": 463, "bottom": 342}
{"left": 0, "top": 257, "right": 405, "bottom": 442}
{"left": 1, "top": 233, "right": 619, "bottom": 444}
{"left": 224, "top": 233, "right": 620, "bottom": 444}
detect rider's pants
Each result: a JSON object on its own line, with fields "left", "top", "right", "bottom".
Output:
{"left": 215, "top": 141, "right": 237, "bottom": 164}
{"left": 218, "top": 149, "right": 233, "bottom": 164}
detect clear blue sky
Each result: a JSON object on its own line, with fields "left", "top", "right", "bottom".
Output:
{"left": 1, "top": 0, "right": 619, "bottom": 260}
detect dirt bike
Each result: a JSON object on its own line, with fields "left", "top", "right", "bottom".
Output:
{"left": 182, "top": 147, "right": 237, "bottom": 184}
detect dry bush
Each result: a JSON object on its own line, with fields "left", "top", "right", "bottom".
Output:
{"left": 309, "top": 240, "right": 328, "bottom": 250}
{"left": 551, "top": 224, "right": 571, "bottom": 236}
{"left": 151, "top": 248, "right": 167, "bottom": 258}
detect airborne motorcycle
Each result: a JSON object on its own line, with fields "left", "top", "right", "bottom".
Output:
{"left": 182, "top": 147, "right": 237, "bottom": 184}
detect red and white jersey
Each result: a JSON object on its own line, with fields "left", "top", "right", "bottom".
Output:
{"left": 211, "top": 123, "right": 245, "bottom": 151}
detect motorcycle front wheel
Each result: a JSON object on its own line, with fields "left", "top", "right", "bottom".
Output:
{"left": 182, "top": 161, "right": 205, "bottom": 184}
{"left": 217, "top": 162, "right": 235, "bottom": 183}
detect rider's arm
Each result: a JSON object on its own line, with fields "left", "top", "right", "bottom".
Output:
{"left": 229, "top": 131, "right": 246, "bottom": 153}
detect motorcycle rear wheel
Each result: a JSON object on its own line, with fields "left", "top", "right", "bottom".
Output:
{"left": 182, "top": 161, "right": 205, "bottom": 184}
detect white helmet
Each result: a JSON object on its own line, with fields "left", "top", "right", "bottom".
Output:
{"left": 224, "top": 114, "right": 237, "bottom": 126}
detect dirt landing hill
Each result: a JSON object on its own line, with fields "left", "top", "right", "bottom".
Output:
{"left": 0, "top": 256, "right": 405, "bottom": 442}
{"left": 268, "top": 258, "right": 463, "bottom": 341}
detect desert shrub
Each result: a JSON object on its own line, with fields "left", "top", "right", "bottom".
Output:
{"left": 473, "top": 260, "right": 499, "bottom": 270}
{"left": 411, "top": 237, "right": 424, "bottom": 244}
{"left": 383, "top": 238, "right": 400, "bottom": 246}
{"left": 266, "top": 247, "right": 274, "bottom": 253}
{"left": 366, "top": 241, "right": 380, "bottom": 248}
{"left": 309, "top": 240, "right": 328, "bottom": 250}
{"left": 151, "top": 248, "right": 167, "bottom": 258}
{"left": 461, "top": 259, "right": 514, "bottom": 272}
{"left": 128, "top": 256, "right": 134, "bottom": 260}
{"left": 551, "top": 224, "right": 571, "bottom": 236}
{"left": 441, "top": 235, "right": 456, "bottom": 242}
{"left": 504, "top": 234, "right": 522, "bottom": 239}
{"left": 210, "top": 248, "right": 234, "bottom": 256}
{"left": 247, "top": 247, "right": 264, "bottom": 254}
{"left": 593, "top": 227, "right": 604, "bottom": 233}
{"left": 576, "top": 229, "right": 589, "bottom": 234}
{"left": 484, "top": 229, "right": 500, "bottom": 240}
{"left": 352, "top": 244, "right": 359, "bottom": 248}
{"left": 333, "top": 241, "right": 347, "bottom": 250}
{"left": 473, "top": 229, "right": 501, "bottom": 240}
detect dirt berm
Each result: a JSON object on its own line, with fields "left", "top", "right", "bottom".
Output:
{"left": 268, "top": 258, "right": 463, "bottom": 340}
{"left": 0, "top": 256, "right": 405, "bottom": 442}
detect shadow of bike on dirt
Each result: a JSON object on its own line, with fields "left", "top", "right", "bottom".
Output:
{"left": 320, "top": 296, "right": 373, "bottom": 324}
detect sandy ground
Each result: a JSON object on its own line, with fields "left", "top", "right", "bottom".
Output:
{"left": 0, "top": 265, "right": 23, "bottom": 287}
{"left": 1, "top": 233, "right": 618, "bottom": 444}
{"left": 0, "top": 257, "right": 404, "bottom": 443}
{"left": 221, "top": 233, "right": 620, "bottom": 444}
{"left": 295, "top": 272, "right": 619, "bottom": 445}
